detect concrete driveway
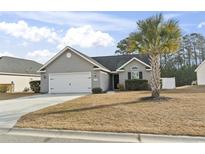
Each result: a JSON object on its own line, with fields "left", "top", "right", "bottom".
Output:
{"left": 0, "top": 94, "right": 85, "bottom": 129}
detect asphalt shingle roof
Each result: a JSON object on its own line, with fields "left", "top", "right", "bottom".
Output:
{"left": 0, "top": 56, "right": 42, "bottom": 75}
{"left": 92, "top": 54, "right": 150, "bottom": 71}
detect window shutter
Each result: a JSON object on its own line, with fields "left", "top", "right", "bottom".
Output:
{"left": 128, "top": 72, "right": 131, "bottom": 79}
{"left": 139, "top": 72, "right": 143, "bottom": 79}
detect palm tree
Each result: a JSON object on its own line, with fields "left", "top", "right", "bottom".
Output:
{"left": 128, "top": 14, "right": 181, "bottom": 98}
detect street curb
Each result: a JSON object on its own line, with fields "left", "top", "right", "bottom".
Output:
{"left": 139, "top": 134, "right": 205, "bottom": 143}
{"left": 9, "top": 128, "right": 140, "bottom": 142}
{"left": 2, "top": 128, "right": 205, "bottom": 143}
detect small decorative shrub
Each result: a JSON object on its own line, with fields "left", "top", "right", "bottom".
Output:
{"left": 117, "top": 84, "right": 125, "bottom": 91}
{"left": 92, "top": 87, "right": 102, "bottom": 94}
{"left": 23, "top": 87, "right": 30, "bottom": 92}
{"left": 125, "top": 79, "right": 148, "bottom": 90}
{"left": 0, "top": 84, "right": 9, "bottom": 93}
{"left": 29, "top": 80, "right": 41, "bottom": 93}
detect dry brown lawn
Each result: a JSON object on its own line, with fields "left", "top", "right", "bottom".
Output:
{"left": 0, "top": 93, "right": 35, "bottom": 100}
{"left": 15, "top": 86, "right": 205, "bottom": 136}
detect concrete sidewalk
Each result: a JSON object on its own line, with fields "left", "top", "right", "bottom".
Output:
{"left": 1, "top": 127, "right": 205, "bottom": 143}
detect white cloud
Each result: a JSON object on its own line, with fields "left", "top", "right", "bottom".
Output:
{"left": 11, "top": 12, "right": 136, "bottom": 32}
{"left": 198, "top": 22, "right": 205, "bottom": 28}
{"left": 0, "top": 51, "right": 14, "bottom": 57}
{"left": 0, "top": 20, "right": 60, "bottom": 43}
{"left": 21, "top": 41, "right": 29, "bottom": 47}
{"left": 0, "top": 20, "right": 114, "bottom": 49}
{"left": 26, "top": 49, "right": 56, "bottom": 63}
{"left": 58, "top": 25, "right": 114, "bottom": 49}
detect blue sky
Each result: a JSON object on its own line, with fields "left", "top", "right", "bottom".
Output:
{"left": 0, "top": 11, "right": 205, "bottom": 64}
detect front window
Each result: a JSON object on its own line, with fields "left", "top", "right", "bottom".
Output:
{"left": 131, "top": 66, "right": 139, "bottom": 79}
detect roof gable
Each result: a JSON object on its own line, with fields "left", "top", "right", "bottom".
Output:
{"left": 92, "top": 54, "right": 150, "bottom": 71}
{"left": 116, "top": 57, "right": 151, "bottom": 71}
{"left": 195, "top": 60, "right": 205, "bottom": 72}
{"left": 38, "top": 46, "right": 111, "bottom": 73}
{"left": 0, "top": 56, "right": 42, "bottom": 75}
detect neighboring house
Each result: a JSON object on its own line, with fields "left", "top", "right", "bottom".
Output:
{"left": 0, "top": 56, "right": 42, "bottom": 92}
{"left": 195, "top": 60, "right": 205, "bottom": 85}
{"left": 38, "top": 46, "right": 151, "bottom": 93}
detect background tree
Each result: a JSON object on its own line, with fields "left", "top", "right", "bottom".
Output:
{"left": 126, "top": 14, "right": 181, "bottom": 98}
{"left": 117, "top": 31, "right": 205, "bottom": 87}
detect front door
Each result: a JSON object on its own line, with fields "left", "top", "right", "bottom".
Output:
{"left": 113, "top": 74, "right": 119, "bottom": 89}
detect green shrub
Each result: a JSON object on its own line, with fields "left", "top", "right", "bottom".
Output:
{"left": 125, "top": 79, "right": 148, "bottom": 90}
{"left": 92, "top": 87, "right": 102, "bottom": 94}
{"left": 117, "top": 84, "right": 125, "bottom": 91}
{"left": 0, "top": 84, "right": 9, "bottom": 93}
{"left": 29, "top": 80, "right": 41, "bottom": 93}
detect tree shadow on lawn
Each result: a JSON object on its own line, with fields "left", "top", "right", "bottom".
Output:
{"left": 36, "top": 96, "right": 173, "bottom": 116}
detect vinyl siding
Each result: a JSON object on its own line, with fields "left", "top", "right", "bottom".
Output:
{"left": 99, "top": 71, "right": 109, "bottom": 91}
{"left": 197, "top": 63, "right": 205, "bottom": 85}
{"left": 118, "top": 60, "right": 151, "bottom": 86}
{"left": 40, "top": 48, "right": 101, "bottom": 93}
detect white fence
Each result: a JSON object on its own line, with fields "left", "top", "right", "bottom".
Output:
{"left": 161, "top": 77, "right": 176, "bottom": 89}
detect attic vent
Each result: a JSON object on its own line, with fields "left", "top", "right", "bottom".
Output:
{"left": 66, "top": 52, "right": 72, "bottom": 58}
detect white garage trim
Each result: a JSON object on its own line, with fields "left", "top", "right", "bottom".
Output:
{"left": 0, "top": 72, "right": 40, "bottom": 77}
{"left": 49, "top": 72, "right": 92, "bottom": 94}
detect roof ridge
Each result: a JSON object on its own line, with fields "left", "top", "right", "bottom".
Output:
{"left": 91, "top": 54, "right": 142, "bottom": 58}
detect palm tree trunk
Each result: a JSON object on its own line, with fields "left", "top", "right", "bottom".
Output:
{"left": 150, "top": 54, "right": 161, "bottom": 98}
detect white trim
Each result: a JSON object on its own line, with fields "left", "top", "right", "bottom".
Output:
{"left": 131, "top": 65, "right": 139, "bottom": 79}
{"left": 38, "top": 70, "right": 46, "bottom": 73}
{"left": 0, "top": 72, "right": 40, "bottom": 77}
{"left": 110, "top": 71, "right": 117, "bottom": 73}
{"left": 100, "top": 71, "right": 108, "bottom": 75}
{"left": 38, "top": 46, "right": 111, "bottom": 73}
{"left": 93, "top": 68, "right": 101, "bottom": 71}
{"left": 116, "top": 70, "right": 125, "bottom": 72}
{"left": 48, "top": 73, "right": 51, "bottom": 94}
{"left": 116, "top": 57, "right": 151, "bottom": 71}
{"left": 48, "top": 72, "right": 91, "bottom": 75}
{"left": 195, "top": 60, "right": 205, "bottom": 72}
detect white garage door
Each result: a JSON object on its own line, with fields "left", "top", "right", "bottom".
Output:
{"left": 49, "top": 72, "right": 92, "bottom": 93}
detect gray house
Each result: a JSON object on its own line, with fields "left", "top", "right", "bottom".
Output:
{"left": 38, "top": 46, "right": 151, "bottom": 93}
{"left": 0, "top": 56, "right": 42, "bottom": 92}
